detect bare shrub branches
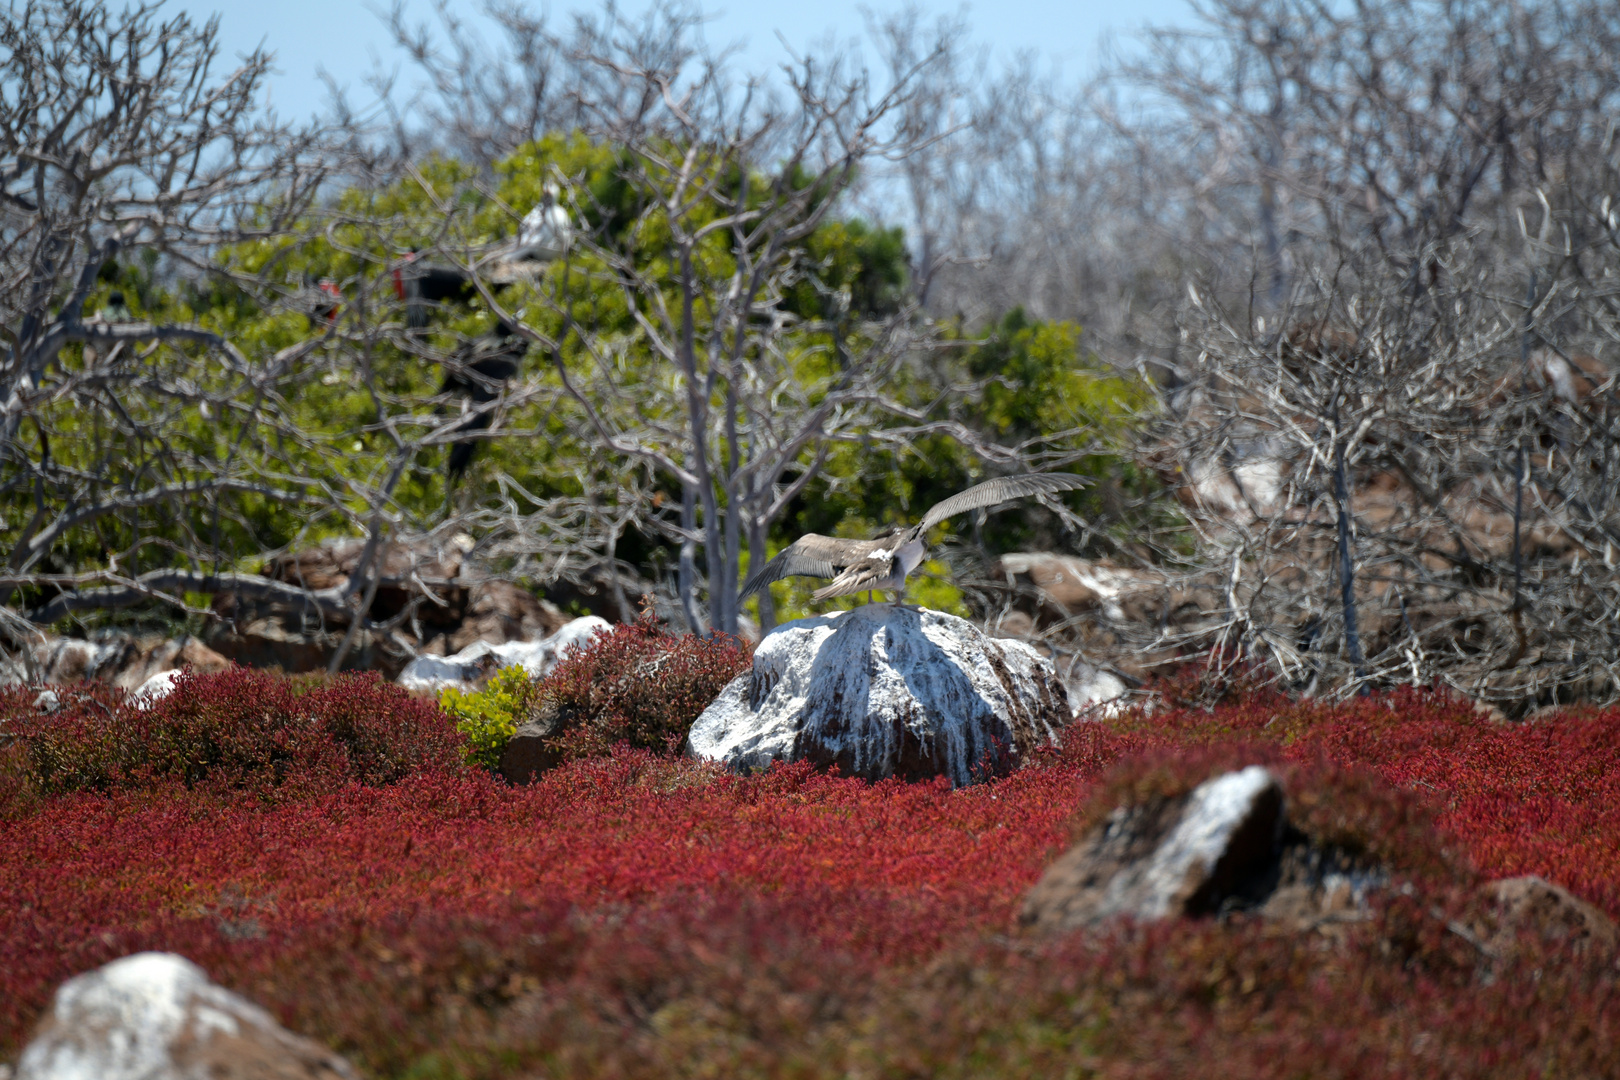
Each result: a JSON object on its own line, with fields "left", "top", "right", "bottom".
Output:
{"left": 1116, "top": 0, "right": 1620, "bottom": 704}
{"left": 0, "top": 1, "right": 337, "bottom": 616}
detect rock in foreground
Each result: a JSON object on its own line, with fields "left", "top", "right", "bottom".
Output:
{"left": 1479, "top": 875, "right": 1619, "bottom": 956}
{"left": 16, "top": 952, "right": 355, "bottom": 1080}
{"left": 688, "top": 605, "right": 1070, "bottom": 786}
{"left": 1021, "top": 766, "right": 1286, "bottom": 931}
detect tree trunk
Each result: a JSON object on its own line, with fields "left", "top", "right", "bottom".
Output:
{"left": 1331, "top": 398, "right": 1367, "bottom": 682}
{"left": 678, "top": 475, "right": 705, "bottom": 634}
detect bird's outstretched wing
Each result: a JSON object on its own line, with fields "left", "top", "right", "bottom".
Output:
{"left": 740, "top": 534, "right": 888, "bottom": 597}
{"left": 916, "top": 473, "right": 1089, "bottom": 534}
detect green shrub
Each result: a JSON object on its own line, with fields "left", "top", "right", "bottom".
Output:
{"left": 437, "top": 613, "right": 753, "bottom": 770}
{"left": 439, "top": 665, "right": 542, "bottom": 769}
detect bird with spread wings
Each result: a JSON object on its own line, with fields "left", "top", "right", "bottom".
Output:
{"left": 740, "top": 473, "right": 1088, "bottom": 606}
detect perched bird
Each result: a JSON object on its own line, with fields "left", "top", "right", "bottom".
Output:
{"left": 741, "top": 473, "right": 1088, "bottom": 605}
{"left": 393, "top": 252, "right": 476, "bottom": 328}
{"left": 305, "top": 276, "right": 342, "bottom": 326}
{"left": 514, "top": 184, "right": 572, "bottom": 261}
{"left": 99, "top": 290, "right": 133, "bottom": 322}
{"left": 439, "top": 322, "right": 528, "bottom": 481}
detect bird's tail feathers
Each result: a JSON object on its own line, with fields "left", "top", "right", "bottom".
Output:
{"left": 811, "top": 576, "right": 870, "bottom": 601}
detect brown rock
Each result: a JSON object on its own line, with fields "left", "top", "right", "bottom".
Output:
{"left": 997, "top": 552, "right": 1104, "bottom": 613}
{"left": 19, "top": 634, "right": 229, "bottom": 691}
{"left": 498, "top": 705, "right": 571, "bottom": 784}
{"left": 1253, "top": 847, "right": 1379, "bottom": 936}
{"left": 448, "top": 580, "right": 566, "bottom": 654}
{"left": 263, "top": 533, "right": 474, "bottom": 594}
{"left": 1021, "top": 766, "right": 1284, "bottom": 932}
{"left": 205, "top": 618, "right": 359, "bottom": 676}
{"left": 207, "top": 534, "right": 579, "bottom": 677}
{"left": 1480, "top": 876, "right": 1618, "bottom": 955}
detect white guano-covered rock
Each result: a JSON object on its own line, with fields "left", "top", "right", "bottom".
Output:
{"left": 1129, "top": 766, "right": 1281, "bottom": 919}
{"left": 396, "top": 615, "right": 611, "bottom": 693}
{"left": 687, "top": 605, "right": 1071, "bottom": 786}
{"left": 16, "top": 952, "right": 355, "bottom": 1080}
{"left": 131, "top": 669, "right": 182, "bottom": 708}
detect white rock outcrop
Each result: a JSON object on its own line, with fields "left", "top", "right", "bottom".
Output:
{"left": 131, "top": 669, "right": 182, "bottom": 708}
{"left": 1126, "top": 766, "right": 1282, "bottom": 919}
{"left": 396, "top": 615, "right": 611, "bottom": 693}
{"left": 0, "top": 635, "right": 229, "bottom": 692}
{"left": 687, "top": 605, "right": 1071, "bottom": 786}
{"left": 16, "top": 952, "right": 355, "bottom": 1080}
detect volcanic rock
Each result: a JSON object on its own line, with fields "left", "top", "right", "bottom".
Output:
{"left": 1479, "top": 875, "right": 1619, "bottom": 956}
{"left": 498, "top": 702, "right": 571, "bottom": 784}
{"left": 203, "top": 535, "right": 624, "bottom": 676}
{"left": 985, "top": 552, "right": 1220, "bottom": 689}
{"left": 1021, "top": 766, "right": 1286, "bottom": 931}
{"left": 0, "top": 634, "right": 229, "bottom": 691}
{"left": 687, "top": 604, "right": 1071, "bottom": 787}
{"left": 396, "top": 615, "right": 611, "bottom": 693}
{"left": 14, "top": 951, "right": 356, "bottom": 1080}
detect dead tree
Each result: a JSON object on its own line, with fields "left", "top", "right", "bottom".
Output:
{"left": 1119, "top": 0, "right": 1620, "bottom": 705}
{"left": 0, "top": 1, "right": 331, "bottom": 617}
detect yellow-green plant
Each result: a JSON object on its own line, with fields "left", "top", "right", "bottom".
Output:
{"left": 438, "top": 665, "right": 541, "bottom": 769}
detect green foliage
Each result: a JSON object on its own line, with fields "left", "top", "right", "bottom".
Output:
{"left": 758, "top": 308, "right": 1159, "bottom": 622}
{"left": 438, "top": 666, "right": 541, "bottom": 770}
{"left": 8, "top": 126, "right": 1164, "bottom": 636}
{"left": 785, "top": 217, "right": 909, "bottom": 320}
{"left": 967, "top": 309, "right": 1152, "bottom": 443}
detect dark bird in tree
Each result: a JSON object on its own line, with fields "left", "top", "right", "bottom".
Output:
{"left": 304, "top": 275, "right": 342, "bottom": 326}
{"left": 393, "top": 252, "right": 475, "bottom": 328}
{"left": 440, "top": 322, "right": 528, "bottom": 481}
{"left": 741, "top": 473, "right": 1089, "bottom": 605}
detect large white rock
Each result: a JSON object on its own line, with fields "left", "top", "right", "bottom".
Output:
{"left": 16, "top": 952, "right": 355, "bottom": 1080}
{"left": 688, "top": 605, "right": 1071, "bottom": 786}
{"left": 396, "top": 615, "right": 611, "bottom": 693}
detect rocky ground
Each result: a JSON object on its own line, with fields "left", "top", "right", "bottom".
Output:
{"left": 3, "top": 612, "right": 1618, "bottom": 1078}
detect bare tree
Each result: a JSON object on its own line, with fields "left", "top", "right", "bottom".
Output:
{"left": 0, "top": 2, "right": 336, "bottom": 624}
{"left": 367, "top": 0, "right": 717, "bottom": 167}
{"left": 1113, "top": 0, "right": 1620, "bottom": 705}
{"left": 474, "top": 29, "right": 954, "bottom": 637}
{"left": 365, "top": 2, "right": 1137, "bottom": 640}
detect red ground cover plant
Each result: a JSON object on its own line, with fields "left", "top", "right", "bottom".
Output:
{"left": 538, "top": 608, "right": 753, "bottom": 756}
{"left": 2, "top": 677, "right": 1618, "bottom": 1078}
{"left": 0, "top": 668, "right": 463, "bottom": 804}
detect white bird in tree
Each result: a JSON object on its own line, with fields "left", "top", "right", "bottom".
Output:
{"left": 740, "top": 473, "right": 1088, "bottom": 606}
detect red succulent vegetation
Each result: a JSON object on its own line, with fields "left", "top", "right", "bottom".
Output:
{"left": 538, "top": 607, "right": 753, "bottom": 756}
{"left": 0, "top": 668, "right": 462, "bottom": 804}
{"left": 1, "top": 666, "right": 1617, "bottom": 1078}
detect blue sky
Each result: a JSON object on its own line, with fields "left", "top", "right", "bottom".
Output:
{"left": 201, "top": 0, "right": 1197, "bottom": 121}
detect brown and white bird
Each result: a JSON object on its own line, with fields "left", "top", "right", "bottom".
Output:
{"left": 740, "top": 473, "right": 1088, "bottom": 605}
